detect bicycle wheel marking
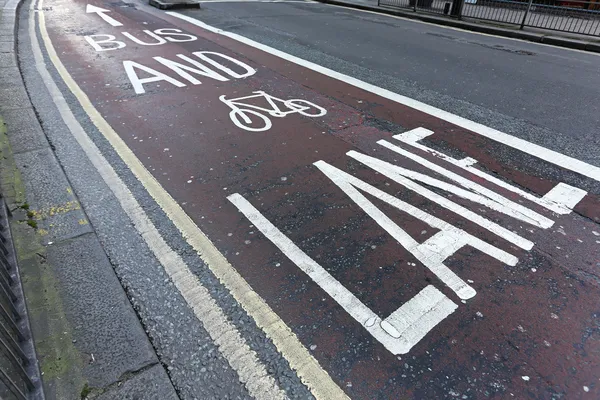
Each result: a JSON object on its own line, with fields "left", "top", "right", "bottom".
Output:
{"left": 220, "top": 91, "right": 328, "bottom": 132}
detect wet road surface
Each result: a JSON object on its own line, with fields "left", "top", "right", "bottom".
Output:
{"left": 31, "top": 0, "right": 600, "bottom": 398}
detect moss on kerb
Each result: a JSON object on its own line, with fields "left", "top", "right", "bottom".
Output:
{"left": 80, "top": 383, "right": 92, "bottom": 399}
{"left": 0, "top": 115, "right": 87, "bottom": 398}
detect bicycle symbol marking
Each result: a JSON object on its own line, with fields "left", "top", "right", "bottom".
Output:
{"left": 219, "top": 91, "right": 327, "bottom": 132}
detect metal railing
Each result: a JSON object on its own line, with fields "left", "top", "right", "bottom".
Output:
{"left": 0, "top": 196, "right": 36, "bottom": 400}
{"left": 463, "top": 0, "right": 600, "bottom": 35}
{"left": 380, "top": 0, "right": 464, "bottom": 16}
{"left": 379, "top": 0, "right": 600, "bottom": 35}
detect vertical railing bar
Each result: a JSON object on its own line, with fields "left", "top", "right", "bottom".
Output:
{"left": 521, "top": 0, "right": 534, "bottom": 29}
{"left": 0, "top": 367, "right": 28, "bottom": 400}
{"left": 0, "top": 322, "right": 27, "bottom": 364}
{"left": 0, "top": 336, "right": 35, "bottom": 390}
{"left": 377, "top": 0, "right": 600, "bottom": 37}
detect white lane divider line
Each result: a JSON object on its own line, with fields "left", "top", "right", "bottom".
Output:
{"left": 393, "top": 128, "right": 588, "bottom": 215}
{"left": 228, "top": 193, "right": 458, "bottom": 355}
{"left": 166, "top": 12, "right": 600, "bottom": 183}
{"left": 34, "top": 1, "right": 346, "bottom": 399}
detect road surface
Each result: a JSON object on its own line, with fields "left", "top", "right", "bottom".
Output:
{"left": 18, "top": 0, "right": 600, "bottom": 398}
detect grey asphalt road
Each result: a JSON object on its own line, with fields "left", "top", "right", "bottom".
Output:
{"left": 183, "top": 1, "right": 600, "bottom": 167}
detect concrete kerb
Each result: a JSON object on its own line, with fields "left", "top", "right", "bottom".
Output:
{"left": 0, "top": 0, "right": 181, "bottom": 398}
{"left": 314, "top": 0, "right": 600, "bottom": 54}
{"left": 148, "top": 0, "right": 200, "bottom": 10}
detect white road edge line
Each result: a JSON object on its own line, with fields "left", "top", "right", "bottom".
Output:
{"left": 166, "top": 11, "right": 600, "bottom": 183}
{"left": 33, "top": 1, "right": 347, "bottom": 399}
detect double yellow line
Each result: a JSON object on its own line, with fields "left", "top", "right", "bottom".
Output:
{"left": 34, "top": 1, "right": 347, "bottom": 399}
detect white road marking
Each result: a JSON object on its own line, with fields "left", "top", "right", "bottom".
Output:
{"left": 154, "top": 54, "right": 229, "bottom": 83}
{"left": 220, "top": 90, "right": 327, "bottom": 132}
{"left": 228, "top": 193, "right": 458, "bottom": 355}
{"left": 124, "top": 59, "right": 187, "bottom": 94}
{"left": 383, "top": 285, "right": 457, "bottom": 345}
{"left": 34, "top": 1, "right": 331, "bottom": 399}
{"left": 346, "top": 150, "right": 534, "bottom": 250}
{"left": 123, "top": 52, "right": 256, "bottom": 94}
{"left": 166, "top": 12, "right": 600, "bottom": 182}
{"left": 154, "top": 28, "right": 198, "bottom": 42}
{"left": 86, "top": 4, "right": 123, "bottom": 27}
{"left": 542, "top": 182, "right": 587, "bottom": 211}
{"left": 85, "top": 29, "right": 198, "bottom": 52}
{"left": 85, "top": 34, "right": 127, "bottom": 52}
{"left": 377, "top": 138, "right": 556, "bottom": 227}
{"left": 394, "top": 128, "right": 587, "bottom": 215}
{"left": 313, "top": 161, "right": 518, "bottom": 292}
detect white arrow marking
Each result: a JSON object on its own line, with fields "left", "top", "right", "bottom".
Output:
{"left": 86, "top": 4, "right": 123, "bottom": 27}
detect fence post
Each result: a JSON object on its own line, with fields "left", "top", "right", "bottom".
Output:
{"left": 414, "top": 0, "right": 417, "bottom": 12}
{"left": 520, "top": 0, "right": 534, "bottom": 29}
{"left": 450, "top": 0, "right": 465, "bottom": 18}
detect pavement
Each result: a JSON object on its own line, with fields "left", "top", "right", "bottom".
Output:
{"left": 1, "top": 0, "right": 600, "bottom": 399}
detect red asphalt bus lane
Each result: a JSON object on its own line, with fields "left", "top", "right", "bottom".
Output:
{"left": 43, "top": 0, "right": 600, "bottom": 398}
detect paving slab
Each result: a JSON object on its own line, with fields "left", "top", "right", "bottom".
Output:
{"left": 3, "top": 107, "right": 49, "bottom": 154}
{"left": 43, "top": 234, "right": 158, "bottom": 389}
{"left": 0, "top": 85, "right": 30, "bottom": 110}
{"left": 0, "top": 67, "right": 21, "bottom": 88}
{"left": 0, "top": 50, "right": 15, "bottom": 67}
{"left": 13, "top": 148, "right": 93, "bottom": 243}
{"left": 0, "top": 41, "right": 13, "bottom": 51}
{"left": 95, "top": 364, "right": 179, "bottom": 400}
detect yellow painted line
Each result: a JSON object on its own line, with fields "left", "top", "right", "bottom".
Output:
{"left": 36, "top": 2, "right": 348, "bottom": 399}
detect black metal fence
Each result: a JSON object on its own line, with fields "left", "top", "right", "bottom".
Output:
{"left": 378, "top": 0, "right": 600, "bottom": 35}
{"left": 0, "top": 196, "right": 36, "bottom": 400}
{"left": 380, "top": 0, "right": 464, "bottom": 16}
